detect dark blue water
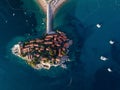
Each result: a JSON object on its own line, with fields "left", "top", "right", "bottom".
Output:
{"left": 1, "top": 0, "right": 120, "bottom": 90}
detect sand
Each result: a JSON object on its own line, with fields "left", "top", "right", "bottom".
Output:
{"left": 36, "top": 0, "right": 67, "bottom": 14}
{"left": 37, "top": 0, "right": 47, "bottom": 13}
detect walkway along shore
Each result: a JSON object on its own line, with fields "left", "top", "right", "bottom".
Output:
{"left": 36, "top": 0, "right": 67, "bottom": 34}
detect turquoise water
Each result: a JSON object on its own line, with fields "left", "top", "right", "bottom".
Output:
{"left": 0, "top": 0, "right": 120, "bottom": 90}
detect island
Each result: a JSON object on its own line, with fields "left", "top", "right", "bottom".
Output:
{"left": 12, "top": 31, "right": 72, "bottom": 69}
{"left": 12, "top": 0, "right": 72, "bottom": 69}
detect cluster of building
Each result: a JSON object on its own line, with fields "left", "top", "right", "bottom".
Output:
{"left": 14, "top": 31, "right": 72, "bottom": 69}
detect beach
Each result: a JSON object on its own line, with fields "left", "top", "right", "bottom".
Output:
{"left": 36, "top": 0, "right": 67, "bottom": 14}
{"left": 36, "top": 0, "right": 47, "bottom": 13}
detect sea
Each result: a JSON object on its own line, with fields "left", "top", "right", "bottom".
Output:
{"left": 0, "top": 0, "right": 120, "bottom": 90}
